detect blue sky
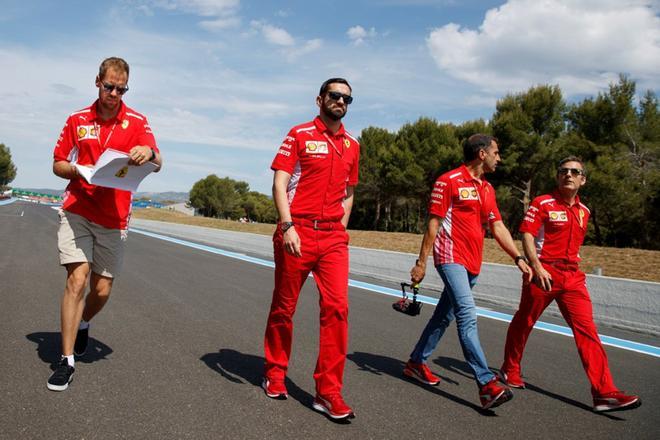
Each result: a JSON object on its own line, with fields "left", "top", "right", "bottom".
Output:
{"left": 2, "top": 0, "right": 659, "bottom": 194}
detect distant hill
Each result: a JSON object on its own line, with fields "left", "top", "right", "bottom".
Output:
{"left": 17, "top": 188, "right": 189, "bottom": 204}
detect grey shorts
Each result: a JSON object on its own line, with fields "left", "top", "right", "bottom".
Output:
{"left": 57, "top": 210, "right": 127, "bottom": 278}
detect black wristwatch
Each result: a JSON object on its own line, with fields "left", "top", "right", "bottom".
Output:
{"left": 149, "top": 148, "right": 156, "bottom": 161}
{"left": 515, "top": 255, "right": 529, "bottom": 265}
{"left": 280, "top": 221, "right": 295, "bottom": 233}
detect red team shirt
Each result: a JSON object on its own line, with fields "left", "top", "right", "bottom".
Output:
{"left": 430, "top": 165, "right": 502, "bottom": 275}
{"left": 271, "top": 117, "right": 360, "bottom": 222}
{"left": 519, "top": 191, "right": 590, "bottom": 263}
{"left": 53, "top": 100, "right": 158, "bottom": 230}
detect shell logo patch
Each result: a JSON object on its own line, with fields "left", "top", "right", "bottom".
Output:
{"left": 77, "top": 125, "right": 98, "bottom": 140}
{"left": 122, "top": 119, "right": 129, "bottom": 129}
{"left": 115, "top": 166, "right": 129, "bottom": 178}
{"left": 549, "top": 211, "right": 568, "bottom": 222}
{"left": 305, "top": 141, "right": 328, "bottom": 154}
{"left": 458, "top": 187, "right": 479, "bottom": 201}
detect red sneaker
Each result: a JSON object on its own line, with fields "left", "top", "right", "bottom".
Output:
{"left": 499, "top": 368, "right": 525, "bottom": 389}
{"left": 479, "top": 377, "right": 513, "bottom": 410}
{"left": 593, "top": 391, "right": 641, "bottom": 412}
{"left": 262, "top": 377, "right": 288, "bottom": 400}
{"left": 403, "top": 360, "right": 441, "bottom": 386}
{"left": 312, "top": 394, "right": 355, "bottom": 420}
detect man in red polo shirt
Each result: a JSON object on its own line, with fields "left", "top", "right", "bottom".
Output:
{"left": 263, "top": 78, "right": 359, "bottom": 420}
{"left": 403, "top": 134, "right": 532, "bottom": 410}
{"left": 47, "top": 57, "right": 162, "bottom": 391}
{"left": 500, "top": 156, "right": 640, "bottom": 412}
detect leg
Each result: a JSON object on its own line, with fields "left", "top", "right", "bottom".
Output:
{"left": 264, "top": 229, "right": 314, "bottom": 381}
{"left": 502, "top": 277, "right": 555, "bottom": 377}
{"left": 60, "top": 263, "right": 90, "bottom": 356}
{"left": 556, "top": 270, "right": 617, "bottom": 396}
{"left": 438, "top": 263, "right": 492, "bottom": 385}
{"left": 312, "top": 230, "right": 349, "bottom": 396}
{"left": 409, "top": 285, "right": 455, "bottom": 363}
{"left": 82, "top": 272, "right": 114, "bottom": 322}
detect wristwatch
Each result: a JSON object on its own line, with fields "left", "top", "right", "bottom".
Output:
{"left": 515, "top": 255, "right": 529, "bottom": 265}
{"left": 149, "top": 148, "right": 156, "bottom": 161}
{"left": 280, "top": 221, "right": 295, "bottom": 233}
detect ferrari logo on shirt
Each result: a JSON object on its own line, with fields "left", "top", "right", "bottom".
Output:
{"left": 458, "top": 187, "right": 479, "bottom": 200}
{"left": 77, "top": 125, "right": 98, "bottom": 140}
{"left": 549, "top": 211, "right": 568, "bottom": 222}
{"left": 344, "top": 139, "right": 350, "bottom": 148}
{"left": 115, "top": 166, "right": 128, "bottom": 178}
{"left": 305, "top": 141, "right": 328, "bottom": 154}
{"left": 578, "top": 209, "right": 585, "bottom": 227}
{"left": 122, "top": 119, "right": 129, "bottom": 129}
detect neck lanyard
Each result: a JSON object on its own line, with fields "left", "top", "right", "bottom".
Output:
{"left": 94, "top": 120, "right": 117, "bottom": 151}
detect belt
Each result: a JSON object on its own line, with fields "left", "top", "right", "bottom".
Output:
{"left": 542, "top": 260, "right": 579, "bottom": 271}
{"left": 292, "top": 218, "right": 344, "bottom": 231}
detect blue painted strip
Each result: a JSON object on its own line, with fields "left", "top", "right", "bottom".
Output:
{"left": 130, "top": 228, "right": 660, "bottom": 358}
{"left": 0, "top": 197, "right": 17, "bottom": 206}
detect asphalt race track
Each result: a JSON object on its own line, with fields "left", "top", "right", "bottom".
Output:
{"left": 1, "top": 201, "right": 658, "bottom": 439}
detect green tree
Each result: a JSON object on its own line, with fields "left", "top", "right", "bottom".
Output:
{"left": 0, "top": 143, "right": 17, "bottom": 188}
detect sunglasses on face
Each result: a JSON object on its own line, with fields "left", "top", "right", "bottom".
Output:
{"left": 558, "top": 167, "right": 584, "bottom": 176}
{"left": 326, "top": 91, "right": 353, "bottom": 105}
{"left": 101, "top": 82, "right": 129, "bottom": 95}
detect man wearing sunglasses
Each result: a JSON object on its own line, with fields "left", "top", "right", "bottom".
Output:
{"left": 404, "top": 134, "right": 532, "bottom": 410}
{"left": 263, "top": 78, "right": 359, "bottom": 420}
{"left": 48, "top": 57, "right": 162, "bottom": 391}
{"left": 500, "top": 156, "right": 640, "bottom": 412}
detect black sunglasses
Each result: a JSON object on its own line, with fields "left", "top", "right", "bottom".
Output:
{"left": 102, "top": 82, "right": 129, "bottom": 95}
{"left": 327, "top": 91, "right": 353, "bottom": 105}
{"left": 558, "top": 167, "right": 584, "bottom": 176}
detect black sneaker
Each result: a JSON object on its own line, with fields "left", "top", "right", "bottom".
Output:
{"left": 47, "top": 358, "right": 75, "bottom": 391}
{"left": 74, "top": 327, "right": 89, "bottom": 356}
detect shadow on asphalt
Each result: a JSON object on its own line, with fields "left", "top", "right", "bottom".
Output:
{"left": 347, "top": 351, "right": 496, "bottom": 416}
{"left": 25, "top": 332, "right": 113, "bottom": 369}
{"left": 200, "top": 349, "right": 316, "bottom": 410}
{"left": 524, "top": 383, "right": 624, "bottom": 420}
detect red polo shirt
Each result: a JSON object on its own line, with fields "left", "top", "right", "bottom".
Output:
{"left": 430, "top": 164, "right": 502, "bottom": 275}
{"left": 519, "top": 191, "right": 590, "bottom": 263}
{"left": 271, "top": 116, "right": 360, "bottom": 222}
{"left": 53, "top": 100, "right": 158, "bottom": 229}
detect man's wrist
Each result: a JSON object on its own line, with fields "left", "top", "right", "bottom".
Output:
{"left": 515, "top": 255, "right": 529, "bottom": 265}
{"left": 149, "top": 148, "right": 156, "bottom": 161}
{"left": 415, "top": 258, "right": 426, "bottom": 267}
{"left": 280, "top": 221, "right": 295, "bottom": 233}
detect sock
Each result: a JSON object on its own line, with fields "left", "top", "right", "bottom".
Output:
{"left": 79, "top": 320, "right": 90, "bottom": 330}
{"left": 63, "top": 354, "right": 74, "bottom": 368}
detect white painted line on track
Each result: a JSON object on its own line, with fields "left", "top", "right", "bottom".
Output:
{"left": 130, "top": 227, "right": 660, "bottom": 358}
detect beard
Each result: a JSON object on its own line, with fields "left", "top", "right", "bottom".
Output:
{"left": 321, "top": 102, "right": 346, "bottom": 121}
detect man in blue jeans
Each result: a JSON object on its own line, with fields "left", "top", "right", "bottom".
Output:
{"left": 404, "top": 134, "right": 532, "bottom": 409}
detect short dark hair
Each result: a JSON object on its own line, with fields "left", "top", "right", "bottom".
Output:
{"left": 99, "top": 57, "right": 129, "bottom": 81}
{"left": 558, "top": 155, "right": 586, "bottom": 175}
{"left": 463, "top": 134, "right": 497, "bottom": 161}
{"left": 319, "top": 78, "right": 352, "bottom": 96}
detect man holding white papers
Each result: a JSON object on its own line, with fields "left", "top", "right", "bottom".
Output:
{"left": 48, "top": 57, "right": 161, "bottom": 391}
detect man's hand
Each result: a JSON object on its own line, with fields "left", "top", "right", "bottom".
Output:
{"left": 410, "top": 260, "right": 426, "bottom": 284}
{"left": 128, "top": 146, "right": 153, "bottom": 166}
{"left": 516, "top": 258, "right": 533, "bottom": 284}
{"left": 283, "top": 227, "right": 302, "bottom": 257}
{"left": 532, "top": 263, "right": 553, "bottom": 291}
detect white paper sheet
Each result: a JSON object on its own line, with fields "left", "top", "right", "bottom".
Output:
{"left": 74, "top": 148, "right": 158, "bottom": 192}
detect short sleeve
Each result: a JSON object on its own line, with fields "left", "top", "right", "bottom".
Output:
{"left": 428, "top": 175, "right": 451, "bottom": 218}
{"left": 519, "top": 197, "right": 546, "bottom": 235}
{"left": 485, "top": 184, "right": 502, "bottom": 224}
{"left": 347, "top": 142, "right": 359, "bottom": 186}
{"left": 270, "top": 128, "right": 298, "bottom": 174}
{"left": 138, "top": 115, "right": 158, "bottom": 151}
{"left": 53, "top": 116, "right": 76, "bottom": 162}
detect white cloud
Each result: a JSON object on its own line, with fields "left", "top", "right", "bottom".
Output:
{"left": 149, "top": 0, "right": 239, "bottom": 17}
{"left": 199, "top": 16, "right": 241, "bottom": 30}
{"left": 347, "top": 25, "right": 377, "bottom": 45}
{"left": 251, "top": 20, "right": 295, "bottom": 46}
{"left": 427, "top": 0, "right": 660, "bottom": 95}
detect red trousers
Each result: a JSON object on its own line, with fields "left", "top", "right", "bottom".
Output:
{"left": 502, "top": 263, "right": 618, "bottom": 396}
{"left": 264, "top": 223, "right": 349, "bottom": 396}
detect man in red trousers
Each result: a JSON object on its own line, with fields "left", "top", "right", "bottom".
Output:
{"left": 500, "top": 156, "right": 640, "bottom": 413}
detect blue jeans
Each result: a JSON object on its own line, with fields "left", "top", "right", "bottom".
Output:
{"left": 409, "top": 263, "right": 495, "bottom": 386}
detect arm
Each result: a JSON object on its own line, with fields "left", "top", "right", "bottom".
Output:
{"left": 491, "top": 220, "right": 532, "bottom": 282}
{"left": 410, "top": 215, "right": 442, "bottom": 284}
{"left": 522, "top": 232, "right": 553, "bottom": 291}
{"left": 129, "top": 146, "right": 162, "bottom": 171}
{"left": 53, "top": 160, "right": 80, "bottom": 180}
{"left": 273, "top": 169, "right": 301, "bottom": 257}
{"left": 340, "top": 186, "right": 355, "bottom": 228}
